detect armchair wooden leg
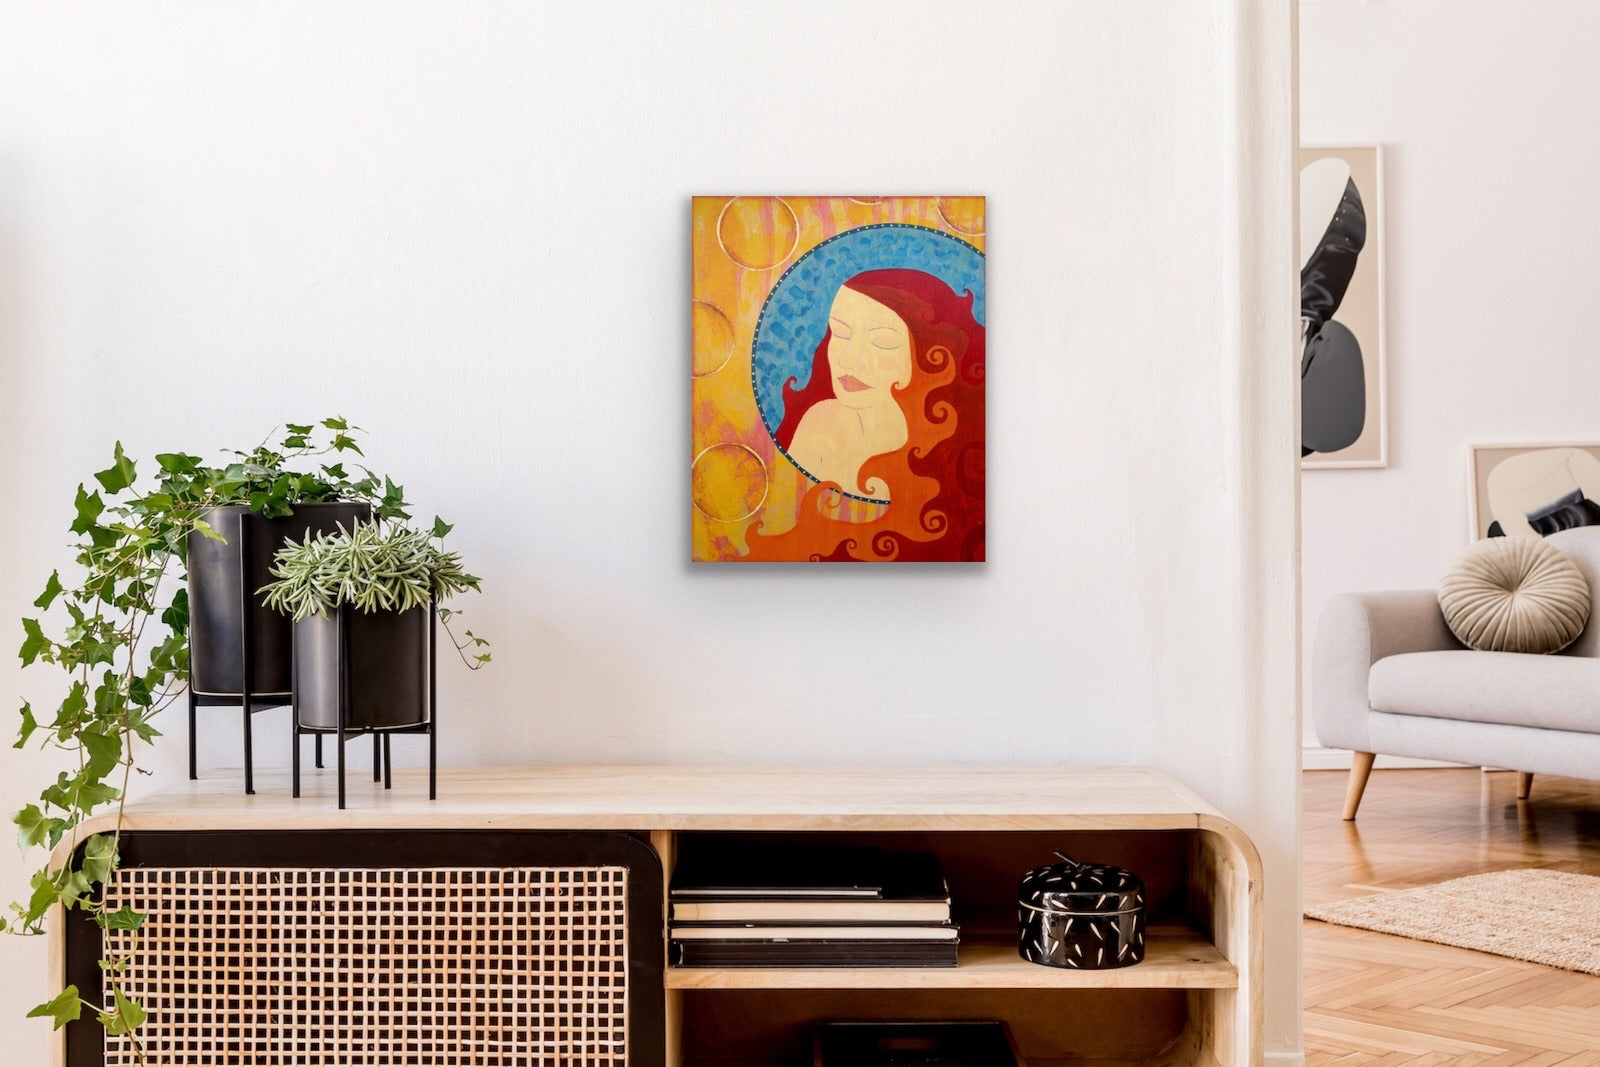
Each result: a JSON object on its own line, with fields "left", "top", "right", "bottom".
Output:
{"left": 1343, "top": 752, "right": 1376, "bottom": 820}
{"left": 1517, "top": 772, "right": 1534, "bottom": 800}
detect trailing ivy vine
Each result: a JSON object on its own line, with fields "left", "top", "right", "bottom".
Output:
{"left": 7, "top": 419, "right": 424, "bottom": 1055}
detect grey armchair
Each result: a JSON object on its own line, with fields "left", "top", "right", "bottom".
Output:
{"left": 1313, "top": 525, "right": 1600, "bottom": 819}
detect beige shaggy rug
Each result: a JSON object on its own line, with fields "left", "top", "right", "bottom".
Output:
{"left": 1306, "top": 869, "right": 1600, "bottom": 976}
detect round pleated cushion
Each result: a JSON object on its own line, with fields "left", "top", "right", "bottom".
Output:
{"left": 1438, "top": 537, "right": 1591, "bottom": 653}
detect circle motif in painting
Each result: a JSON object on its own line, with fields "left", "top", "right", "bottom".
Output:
{"left": 691, "top": 443, "right": 770, "bottom": 523}
{"left": 716, "top": 197, "right": 800, "bottom": 272}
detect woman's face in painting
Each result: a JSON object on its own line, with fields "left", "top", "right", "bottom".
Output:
{"left": 825, "top": 286, "right": 912, "bottom": 409}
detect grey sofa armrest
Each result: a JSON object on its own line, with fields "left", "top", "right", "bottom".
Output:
{"left": 1312, "top": 591, "right": 1463, "bottom": 753}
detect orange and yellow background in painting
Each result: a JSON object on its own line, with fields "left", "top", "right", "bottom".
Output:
{"left": 691, "top": 196, "right": 985, "bottom": 562}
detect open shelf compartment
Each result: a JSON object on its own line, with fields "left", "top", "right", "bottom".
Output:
{"left": 655, "top": 827, "right": 1255, "bottom": 1067}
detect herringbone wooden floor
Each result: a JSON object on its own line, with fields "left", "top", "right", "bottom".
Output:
{"left": 1304, "top": 768, "right": 1600, "bottom": 1065}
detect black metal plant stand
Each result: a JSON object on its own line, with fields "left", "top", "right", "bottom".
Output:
{"left": 185, "top": 515, "right": 321, "bottom": 795}
{"left": 290, "top": 602, "right": 438, "bottom": 810}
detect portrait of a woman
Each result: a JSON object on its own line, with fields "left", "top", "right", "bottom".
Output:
{"left": 744, "top": 267, "right": 986, "bottom": 563}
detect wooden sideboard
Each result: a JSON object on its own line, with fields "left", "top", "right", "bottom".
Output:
{"left": 51, "top": 765, "right": 1262, "bottom": 1066}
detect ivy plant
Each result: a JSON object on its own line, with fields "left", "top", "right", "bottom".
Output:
{"left": 7, "top": 419, "right": 418, "bottom": 1056}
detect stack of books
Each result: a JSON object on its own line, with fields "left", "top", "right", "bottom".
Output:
{"left": 668, "top": 841, "right": 959, "bottom": 967}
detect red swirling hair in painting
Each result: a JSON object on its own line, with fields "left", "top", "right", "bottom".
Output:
{"left": 747, "top": 268, "right": 986, "bottom": 562}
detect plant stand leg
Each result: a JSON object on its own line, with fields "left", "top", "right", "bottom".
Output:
{"left": 188, "top": 687, "right": 198, "bottom": 781}
{"left": 239, "top": 518, "right": 255, "bottom": 797}
{"left": 292, "top": 718, "right": 301, "bottom": 800}
{"left": 315, "top": 733, "right": 323, "bottom": 768}
{"left": 373, "top": 733, "right": 382, "bottom": 782}
{"left": 383, "top": 734, "right": 392, "bottom": 790}
{"left": 429, "top": 603, "right": 438, "bottom": 801}
{"left": 337, "top": 605, "right": 348, "bottom": 811}
{"left": 242, "top": 699, "right": 255, "bottom": 797}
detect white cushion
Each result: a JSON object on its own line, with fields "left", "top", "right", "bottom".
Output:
{"left": 1371, "top": 650, "right": 1600, "bottom": 734}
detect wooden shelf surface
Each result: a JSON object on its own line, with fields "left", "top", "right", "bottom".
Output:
{"left": 79, "top": 764, "right": 1241, "bottom": 840}
{"left": 666, "top": 928, "right": 1235, "bottom": 990}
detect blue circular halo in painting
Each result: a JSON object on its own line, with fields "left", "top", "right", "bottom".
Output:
{"left": 751, "top": 223, "right": 985, "bottom": 502}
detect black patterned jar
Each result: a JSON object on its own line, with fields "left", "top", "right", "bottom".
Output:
{"left": 1017, "top": 852, "right": 1146, "bottom": 969}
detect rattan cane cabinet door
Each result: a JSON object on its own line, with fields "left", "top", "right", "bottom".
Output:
{"left": 65, "top": 831, "right": 664, "bottom": 1067}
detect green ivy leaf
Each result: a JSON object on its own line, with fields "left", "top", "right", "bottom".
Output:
{"left": 15, "top": 701, "right": 38, "bottom": 749}
{"left": 24, "top": 870, "right": 58, "bottom": 926}
{"left": 285, "top": 422, "right": 314, "bottom": 435}
{"left": 19, "top": 619, "right": 50, "bottom": 666}
{"left": 42, "top": 770, "right": 119, "bottom": 815}
{"left": 136, "top": 492, "right": 173, "bottom": 515}
{"left": 94, "top": 674, "right": 126, "bottom": 717}
{"left": 100, "top": 986, "right": 147, "bottom": 1036}
{"left": 54, "top": 682, "right": 89, "bottom": 740}
{"left": 192, "top": 519, "right": 226, "bottom": 543}
{"left": 82, "top": 834, "right": 116, "bottom": 885}
{"left": 431, "top": 516, "right": 454, "bottom": 539}
{"left": 155, "top": 451, "right": 200, "bottom": 474}
{"left": 26, "top": 986, "right": 82, "bottom": 1030}
{"left": 126, "top": 707, "right": 162, "bottom": 744}
{"left": 93, "top": 442, "right": 137, "bottom": 495}
{"left": 14, "top": 804, "right": 51, "bottom": 852}
{"left": 102, "top": 905, "right": 146, "bottom": 932}
{"left": 33, "top": 571, "right": 63, "bottom": 611}
{"left": 59, "top": 869, "right": 94, "bottom": 911}
{"left": 128, "top": 675, "right": 152, "bottom": 708}
{"left": 83, "top": 728, "right": 123, "bottom": 778}
{"left": 160, "top": 590, "right": 189, "bottom": 635}
{"left": 69, "top": 486, "right": 104, "bottom": 535}
{"left": 322, "top": 416, "right": 349, "bottom": 431}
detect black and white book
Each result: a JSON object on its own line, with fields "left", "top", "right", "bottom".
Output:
{"left": 669, "top": 841, "right": 949, "bottom": 903}
{"left": 669, "top": 938, "right": 959, "bottom": 968}
{"left": 670, "top": 892, "right": 951, "bottom": 924}
{"left": 671, "top": 924, "right": 957, "bottom": 941}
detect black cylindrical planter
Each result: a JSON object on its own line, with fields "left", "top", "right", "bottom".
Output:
{"left": 294, "top": 606, "right": 432, "bottom": 730}
{"left": 187, "top": 502, "right": 372, "bottom": 697}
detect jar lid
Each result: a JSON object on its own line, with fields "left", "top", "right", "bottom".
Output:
{"left": 1018, "top": 852, "right": 1145, "bottom": 911}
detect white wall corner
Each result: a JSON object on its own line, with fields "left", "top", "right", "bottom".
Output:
{"left": 1224, "top": 1, "right": 1302, "bottom": 1062}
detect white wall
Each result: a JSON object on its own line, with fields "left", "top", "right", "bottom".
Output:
{"left": 0, "top": 2, "right": 1302, "bottom": 1060}
{"left": 1301, "top": 0, "right": 1600, "bottom": 755}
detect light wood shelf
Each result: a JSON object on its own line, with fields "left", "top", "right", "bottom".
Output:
{"left": 665, "top": 927, "right": 1236, "bottom": 990}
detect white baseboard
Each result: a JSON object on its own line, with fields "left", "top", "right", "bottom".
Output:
{"left": 1265, "top": 1051, "right": 1305, "bottom": 1067}
{"left": 1301, "top": 745, "right": 1469, "bottom": 771}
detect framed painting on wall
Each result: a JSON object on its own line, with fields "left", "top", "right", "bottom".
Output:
{"left": 1469, "top": 442, "right": 1600, "bottom": 540}
{"left": 1300, "top": 144, "right": 1387, "bottom": 468}
{"left": 691, "top": 196, "right": 986, "bottom": 563}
